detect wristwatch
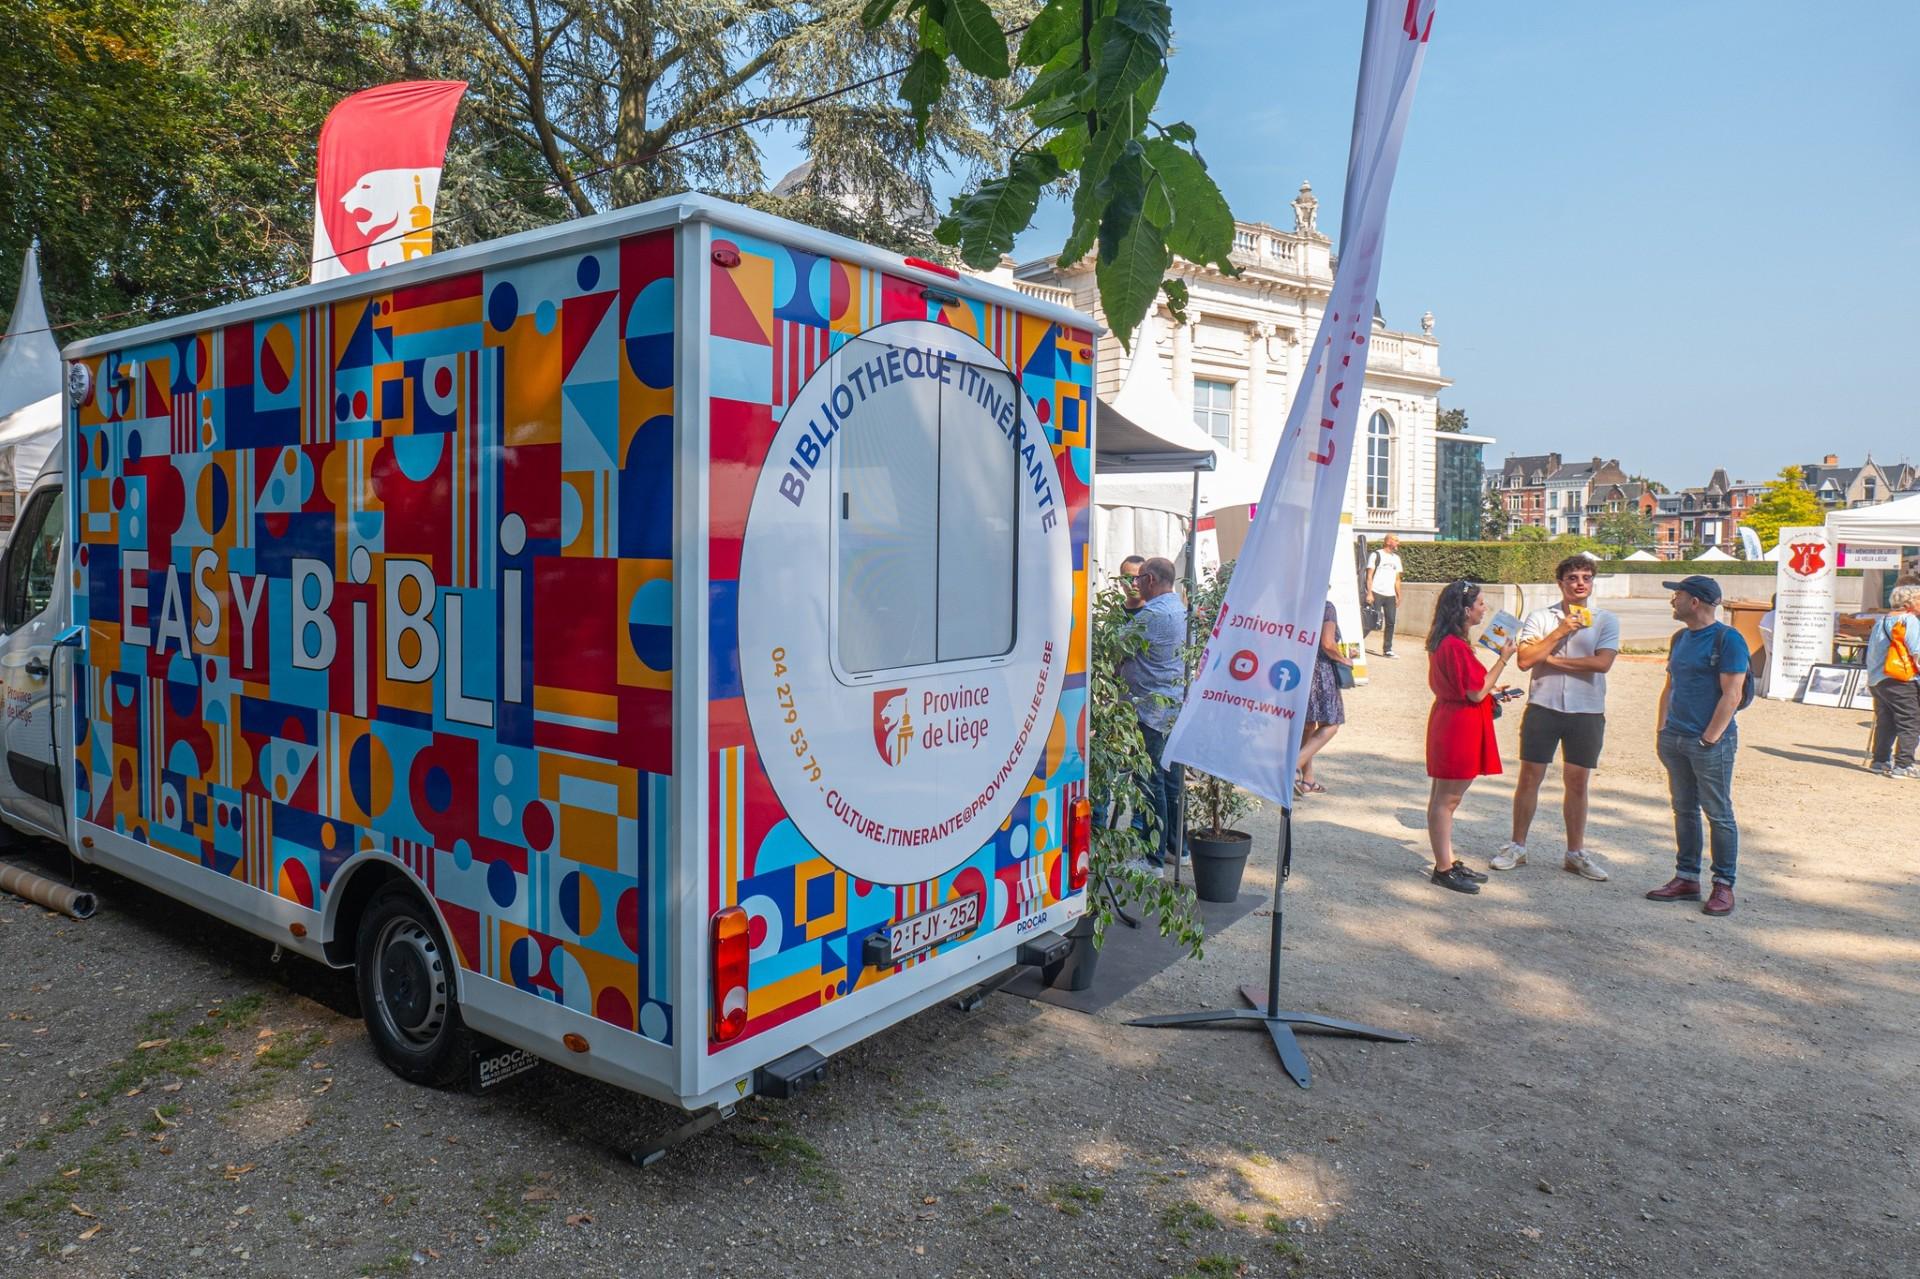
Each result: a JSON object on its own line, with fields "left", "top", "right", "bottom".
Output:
{"left": 1698, "top": 735, "right": 1716, "bottom": 748}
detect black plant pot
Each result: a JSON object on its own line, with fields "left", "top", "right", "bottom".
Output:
{"left": 1187, "top": 829, "right": 1253, "bottom": 903}
{"left": 1042, "top": 913, "right": 1101, "bottom": 992}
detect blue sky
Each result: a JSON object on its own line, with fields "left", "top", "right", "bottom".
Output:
{"left": 871, "top": 1, "right": 1920, "bottom": 488}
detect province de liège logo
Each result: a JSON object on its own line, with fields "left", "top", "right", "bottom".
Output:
{"left": 872, "top": 689, "right": 911, "bottom": 767}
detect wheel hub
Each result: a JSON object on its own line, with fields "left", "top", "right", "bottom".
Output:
{"left": 375, "top": 918, "right": 447, "bottom": 1047}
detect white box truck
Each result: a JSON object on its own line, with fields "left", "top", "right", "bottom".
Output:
{"left": 6, "top": 196, "right": 1095, "bottom": 1147}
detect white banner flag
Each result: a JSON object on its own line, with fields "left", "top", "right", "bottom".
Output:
{"left": 1163, "top": 0, "right": 1436, "bottom": 806}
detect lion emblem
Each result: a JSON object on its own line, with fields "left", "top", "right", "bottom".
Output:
{"left": 340, "top": 168, "right": 442, "bottom": 270}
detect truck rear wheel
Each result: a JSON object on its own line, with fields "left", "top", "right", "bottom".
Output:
{"left": 355, "top": 887, "right": 473, "bottom": 1088}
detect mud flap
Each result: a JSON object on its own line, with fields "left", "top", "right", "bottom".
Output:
{"left": 468, "top": 1036, "right": 544, "bottom": 1093}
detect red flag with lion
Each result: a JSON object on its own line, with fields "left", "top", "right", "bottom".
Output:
{"left": 310, "top": 81, "right": 468, "bottom": 283}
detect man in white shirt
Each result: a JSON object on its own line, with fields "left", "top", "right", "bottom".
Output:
{"left": 1492, "top": 555, "right": 1620, "bottom": 882}
{"left": 1365, "top": 535, "right": 1405, "bottom": 657}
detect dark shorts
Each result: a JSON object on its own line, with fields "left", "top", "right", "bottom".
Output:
{"left": 1519, "top": 704, "right": 1606, "bottom": 770}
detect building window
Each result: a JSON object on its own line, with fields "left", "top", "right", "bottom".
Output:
{"left": 1549, "top": 491, "right": 1559, "bottom": 509}
{"left": 1193, "top": 378, "right": 1234, "bottom": 446}
{"left": 1366, "top": 411, "right": 1393, "bottom": 509}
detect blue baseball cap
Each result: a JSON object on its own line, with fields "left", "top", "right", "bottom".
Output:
{"left": 1662, "top": 575, "right": 1722, "bottom": 606}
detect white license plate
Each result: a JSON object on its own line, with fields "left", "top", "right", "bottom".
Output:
{"left": 889, "top": 893, "right": 983, "bottom": 963}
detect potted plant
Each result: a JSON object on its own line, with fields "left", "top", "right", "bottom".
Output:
{"left": 1179, "top": 562, "right": 1261, "bottom": 903}
{"left": 1047, "top": 582, "right": 1204, "bottom": 990}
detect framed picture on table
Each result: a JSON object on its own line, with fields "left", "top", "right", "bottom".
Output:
{"left": 1800, "top": 664, "right": 1852, "bottom": 708}
{"left": 1846, "top": 670, "right": 1878, "bottom": 711}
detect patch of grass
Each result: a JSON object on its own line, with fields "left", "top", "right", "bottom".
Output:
{"left": 255, "top": 1029, "right": 327, "bottom": 1072}
{"left": 984, "top": 1202, "right": 1010, "bottom": 1219}
{"left": 480, "top": 1174, "right": 549, "bottom": 1258}
{"left": 288, "top": 1210, "right": 305, "bottom": 1225}
{"left": 1160, "top": 1200, "right": 1219, "bottom": 1244}
{"left": 1045, "top": 1183, "right": 1105, "bottom": 1215}
{"left": 368, "top": 1251, "right": 415, "bottom": 1276}
{"left": 145, "top": 1103, "right": 181, "bottom": 1133}
{"left": 1176, "top": 1256, "right": 1244, "bottom": 1279}
{"left": 3, "top": 1143, "right": 122, "bottom": 1224}
{"left": 732, "top": 1119, "right": 839, "bottom": 1197}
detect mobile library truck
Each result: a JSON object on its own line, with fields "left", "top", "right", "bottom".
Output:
{"left": 10, "top": 196, "right": 1095, "bottom": 1138}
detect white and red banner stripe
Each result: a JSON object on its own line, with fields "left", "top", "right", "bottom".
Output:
{"left": 1163, "top": 0, "right": 1436, "bottom": 806}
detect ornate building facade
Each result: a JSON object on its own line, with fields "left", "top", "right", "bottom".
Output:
{"left": 998, "top": 182, "right": 1457, "bottom": 541}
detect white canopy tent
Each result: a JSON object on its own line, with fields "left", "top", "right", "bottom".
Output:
{"left": 0, "top": 246, "right": 63, "bottom": 506}
{"left": 0, "top": 394, "right": 59, "bottom": 492}
{"left": 1826, "top": 493, "right": 1920, "bottom": 548}
{"left": 1622, "top": 549, "right": 1658, "bottom": 562}
{"left": 1692, "top": 545, "right": 1736, "bottom": 562}
{"left": 1092, "top": 311, "right": 1265, "bottom": 580}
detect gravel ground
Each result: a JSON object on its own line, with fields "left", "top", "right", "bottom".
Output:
{"left": 3, "top": 652, "right": 1917, "bottom": 1278}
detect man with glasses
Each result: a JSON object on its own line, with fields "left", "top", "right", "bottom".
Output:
{"left": 1118, "top": 555, "right": 1147, "bottom": 616}
{"left": 1492, "top": 555, "right": 1619, "bottom": 882}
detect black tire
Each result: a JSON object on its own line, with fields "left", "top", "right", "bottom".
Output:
{"left": 355, "top": 886, "right": 473, "bottom": 1088}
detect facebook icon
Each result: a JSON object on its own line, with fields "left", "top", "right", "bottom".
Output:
{"left": 1269, "top": 660, "right": 1301, "bottom": 693}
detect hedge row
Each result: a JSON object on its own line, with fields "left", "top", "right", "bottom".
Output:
{"left": 1370, "top": 541, "right": 1861, "bottom": 582}
{"left": 1376, "top": 541, "right": 1576, "bottom": 584}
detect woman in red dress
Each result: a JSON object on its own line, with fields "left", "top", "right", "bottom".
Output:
{"left": 1425, "top": 581, "right": 1517, "bottom": 894}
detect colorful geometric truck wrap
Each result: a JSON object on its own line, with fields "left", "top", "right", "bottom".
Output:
{"left": 66, "top": 204, "right": 1091, "bottom": 1072}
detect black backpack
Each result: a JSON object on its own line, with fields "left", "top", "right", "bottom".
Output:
{"left": 1669, "top": 625, "right": 1756, "bottom": 712}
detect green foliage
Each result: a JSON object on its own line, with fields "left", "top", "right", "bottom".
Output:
{"left": 1436, "top": 406, "right": 1468, "bottom": 434}
{"left": 1592, "top": 508, "right": 1655, "bottom": 553}
{"left": 1379, "top": 540, "right": 1577, "bottom": 584}
{"left": 1179, "top": 560, "right": 1259, "bottom": 836}
{"left": 1741, "top": 466, "right": 1826, "bottom": 551}
{"left": 1509, "top": 524, "right": 1550, "bottom": 543}
{"left": 1087, "top": 582, "right": 1203, "bottom": 955}
{"left": 1479, "top": 489, "right": 1509, "bottom": 540}
{"left": 905, "top": 0, "right": 1237, "bottom": 347}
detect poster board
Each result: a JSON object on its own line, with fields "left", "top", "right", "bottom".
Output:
{"left": 1765, "top": 525, "right": 1837, "bottom": 699}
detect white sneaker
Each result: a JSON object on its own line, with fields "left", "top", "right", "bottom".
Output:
{"left": 1869, "top": 761, "right": 1894, "bottom": 777}
{"left": 1564, "top": 850, "right": 1610, "bottom": 882}
{"left": 1382, "top": 649, "right": 1398, "bottom": 658}
{"left": 1490, "top": 842, "right": 1527, "bottom": 871}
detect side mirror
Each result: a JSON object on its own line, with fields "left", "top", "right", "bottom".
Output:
{"left": 53, "top": 625, "right": 84, "bottom": 651}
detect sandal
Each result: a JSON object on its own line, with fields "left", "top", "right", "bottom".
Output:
{"left": 1293, "top": 778, "right": 1308, "bottom": 797}
{"left": 1298, "top": 780, "right": 1328, "bottom": 796}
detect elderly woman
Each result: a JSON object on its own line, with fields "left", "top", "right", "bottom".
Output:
{"left": 1866, "top": 584, "right": 1920, "bottom": 778}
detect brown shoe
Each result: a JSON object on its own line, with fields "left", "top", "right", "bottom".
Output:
{"left": 1702, "top": 883, "right": 1735, "bottom": 917}
{"left": 1645, "top": 876, "right": 1702, "bottom": 902}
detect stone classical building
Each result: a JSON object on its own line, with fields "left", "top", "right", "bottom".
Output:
{"left": 1002, "top": 181, "right": 1457, "bottom": 540}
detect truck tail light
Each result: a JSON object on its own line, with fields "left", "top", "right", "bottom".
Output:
{"left": 1067, "top": 797, "right": 1092, "bottom": 893}
{"left": 711, "top": 907, "right": 750, "bottom": 1044}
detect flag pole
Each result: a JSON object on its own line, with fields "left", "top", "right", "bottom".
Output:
{"left": 1127, "top": 806, "right": 1410, "bottom": 1088}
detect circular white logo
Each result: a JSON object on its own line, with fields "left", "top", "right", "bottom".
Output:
{"left": 66, "top": 361, "right": 92, "bottom": 403}
{"left": 736, "top": 319, "right": 1072, "bottom": 885}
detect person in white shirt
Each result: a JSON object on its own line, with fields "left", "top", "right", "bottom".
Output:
{"left": 1366, "top": 535, "right": 1405, "bottom": 657}
{"left": 1492, "top": 555, "right": 1620, "bottom": 882}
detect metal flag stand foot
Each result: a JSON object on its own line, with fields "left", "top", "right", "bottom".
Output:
{"left": 1126, "top": 807, "right": 1411, "bottom": 1089}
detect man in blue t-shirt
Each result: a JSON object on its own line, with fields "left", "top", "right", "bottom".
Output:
{"left": 1647, "top": 576, "right": 1750, "bottom": 917}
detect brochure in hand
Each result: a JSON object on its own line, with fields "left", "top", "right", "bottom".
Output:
{"left": 1478, "top": 610, "right": 1522, "bottom": 655}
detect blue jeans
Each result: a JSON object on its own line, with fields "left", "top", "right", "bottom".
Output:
{"left": 1656, "top": 727, "right": 1739, "bottom": 886}
{"left": 1138, "top": 721, "right": 1184, "bottom": 863}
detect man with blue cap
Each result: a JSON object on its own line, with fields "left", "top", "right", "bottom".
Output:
{"left": 1647, "top": 575, "right": 1751, "bottom": 917}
